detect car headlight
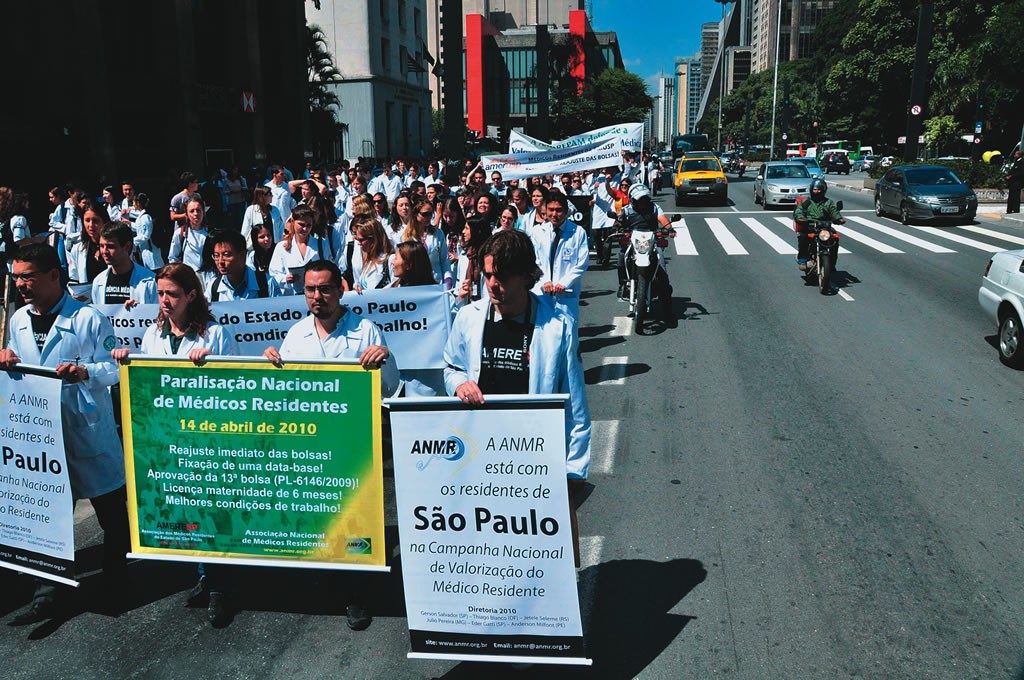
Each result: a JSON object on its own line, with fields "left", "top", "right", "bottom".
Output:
{"left": 715, "top": 177, "right": 724, "bottom": 184}
{"left": 682, "top": 179, "right": 691, "bottom": 185}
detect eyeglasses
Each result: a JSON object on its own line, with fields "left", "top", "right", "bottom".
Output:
{"left": 418, "top": 210, "right": 433, "bottom": 217}
{"left": 303, "top": 285, "right": 337, "bottom": 297}
{"left": 10, "top": 271, "right": 42, "bottom": 282}
{"left": 373, "top": 199, "right": 386, "bottom": 204}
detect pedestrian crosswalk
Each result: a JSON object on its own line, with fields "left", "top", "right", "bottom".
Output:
{"left": 667, "top": 213, "right": 1019, "bottom": 257}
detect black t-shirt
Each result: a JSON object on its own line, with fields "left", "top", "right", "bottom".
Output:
{"left": 85, "top": 242, "right": 105, "bottom": 282}
{"left": 477, "top": 302, "right": 534, "bottom": 395}
{"left": 30, "top": 312, "right": 58, "bottom": 352}
{"left": 103, "top": 269, "right": 134, "bottom": 304}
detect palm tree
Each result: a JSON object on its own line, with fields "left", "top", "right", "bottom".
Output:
{"left": 306, "top": 23, "right": 342, "bottom": 159}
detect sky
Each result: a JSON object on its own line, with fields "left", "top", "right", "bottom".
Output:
{"left": 588, "top": 0, "right": 728, "bottom": 92}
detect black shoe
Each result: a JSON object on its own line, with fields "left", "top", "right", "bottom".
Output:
{"left": 346, "top": 604, "right": 372, "bottom": 631}
{"left": 185, "top": 574, "right": 208, "bottom": 607}
{"left": 617, "top": 284, "right": 627, "bottom": 300}
{"left": 9, "top": 601, "right": 57, "bottom": 626}
{"left": 207, "top": 592, "right": 229, "bottom": 627}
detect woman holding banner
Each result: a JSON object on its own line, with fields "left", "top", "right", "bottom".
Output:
{"left": 389, "top": 241, "right": 446, "bottom": 397}
{"left": 111, "top": 263, "right": 236, "bottom": 626}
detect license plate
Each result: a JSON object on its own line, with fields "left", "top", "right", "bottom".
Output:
{"left": 939, "top": 206, "right": 960, "bottom": 214}
{"left": 696, "top": 187, "right": 709, "bottom": 192}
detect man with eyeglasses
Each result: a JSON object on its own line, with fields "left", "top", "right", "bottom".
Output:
{"left": 261, "top": 260, "right": 397, "bottom": 632}
{"left": 1, "top": 243, "right": 129, "bottom": 625}
{"left": 203, "top": 230, "right": 280, "bottom": 301}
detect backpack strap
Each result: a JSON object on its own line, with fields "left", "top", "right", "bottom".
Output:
{"left": 256, "top": 268, "right": 270, "bottom": 298}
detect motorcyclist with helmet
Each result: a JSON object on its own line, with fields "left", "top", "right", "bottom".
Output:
{"left": 794, "top": 178, "right": 845, "bottom": 271}
{"left": 614, "top": 183, "right": 676, "bottom": 299}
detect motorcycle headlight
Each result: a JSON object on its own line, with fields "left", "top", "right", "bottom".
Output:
{"left": 635, "top": 238, "right": 652, "bottom": 255}
{"left": 817, "top": 229, "right": 831, "bottom": 242}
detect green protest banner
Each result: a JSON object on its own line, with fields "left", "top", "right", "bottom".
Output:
{"left": 121, "top": 358, "right": 386, "bottom": 570}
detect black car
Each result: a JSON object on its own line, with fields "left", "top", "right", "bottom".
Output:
{"left": 873, "top": 165, "right": 978, "bottom": 225}
{"left": 821, "top": 152, "right": 851, "bottom": 175}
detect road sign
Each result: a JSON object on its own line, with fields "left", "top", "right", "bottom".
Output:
{"left": 241, "top": 91, "right": 256, "bottom": 113}
{"left": 910, "top": 104, "right": 922, "bottom": 116}
{"left": 782, "top": 133, "right": 788, "bottom": 141}
{"left": 897, "top": 136, "right": 906, "bottom": 144}
{"left": 975, "top": 121, "right": 983, "bottom": 134}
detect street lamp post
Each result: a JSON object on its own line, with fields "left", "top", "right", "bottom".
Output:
{"left": 768, "top": 0, "right": 784, "bottom": 160}
{"left": 715, "top": 0, "right": 733, "bottom": 151}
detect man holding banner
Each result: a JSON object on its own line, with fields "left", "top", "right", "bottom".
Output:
{"left": 0, "top": 243, "right": 129, "bottom": 625}
{"left": 444, "top": 230, "right": 591, "bottom": 563}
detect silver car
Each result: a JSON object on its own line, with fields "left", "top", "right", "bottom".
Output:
{"left": 753, "top": 162, "right": 813, "bottom": 209}
{"left": 791, "top": 156, "right": 824, "bottom": 179}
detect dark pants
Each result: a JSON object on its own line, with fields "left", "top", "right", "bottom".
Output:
{"left": 1008, "top": 181, "right": 1022, "bottom": 213}
{"left": 32, "top": 486, "right": 130, "bottom": 605}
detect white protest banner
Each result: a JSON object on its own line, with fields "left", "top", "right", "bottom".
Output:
{"left": 0, "top": 367, "right": 77, "bottom": 586}
{"left": 388, "top": 396, "right": 589, "bottom": 665}
{"left": 508, "top": 123, "right": 644, "bottom": 154}
{"left": 94, "top": 285, "right": 451, "bottom": 370}
{"left": 482, "top": 137, "right": 622, "bottom": 181}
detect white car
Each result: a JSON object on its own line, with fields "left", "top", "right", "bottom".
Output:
{"left": 979, "top": 249, "right": 1024, "bottom": 367}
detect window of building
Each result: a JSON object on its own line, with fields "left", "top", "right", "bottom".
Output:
{"left": 414, "top": 7, "right": 421, "bottom": 36}
{"left": 380, "top": 0, "right": 388, "bottom": 24}
{"left": 399, "top": 0, "right": 406, "bottom": 29}
{"left": 382, "top": 38, "right": 390, "bottom": 72}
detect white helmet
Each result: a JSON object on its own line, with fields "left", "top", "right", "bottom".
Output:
{"left": 628, "top": 183, "right": 651, "bottom": 202}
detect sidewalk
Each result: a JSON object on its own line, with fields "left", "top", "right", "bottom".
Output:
{"left": 827, "top": 175, "right": 1024, "bottom": 224}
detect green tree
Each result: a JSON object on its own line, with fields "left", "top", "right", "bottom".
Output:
{"left": 550, "top": 68, "right": 652, "bottom": 139}
{"left": 307, "top": 23, "right": 342, "bottom": 159}
{"left": 922, "top": 115, "right": 962, "bottom": 156}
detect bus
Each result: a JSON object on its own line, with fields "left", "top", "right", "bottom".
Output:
{"left": 671, "top": 133, "right": 710, "bottom": 160}
{"left": 786, "top": 142, "right": 806, "bottom": 158}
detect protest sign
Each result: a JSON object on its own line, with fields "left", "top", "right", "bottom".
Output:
{"left": 94, "top": 284, "right": 450, "bottom": 370}
{"left": 481, "top": 137, "right": 622, "bottom": 182}
{"left": 389, "top": 396, "right": 589, "bottom": 665}
{"left": 122, "top": 357, "right": 386, "bottom": 570}
{"left": 0, "top": 367, "right": 76, "bottom": 585}
{"left": 508, "top": 123, "right": 644, "bottom": 154}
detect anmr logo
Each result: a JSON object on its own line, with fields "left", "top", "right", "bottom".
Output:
{"left": 410, "top": 436, "right": 465, "bottom": 460}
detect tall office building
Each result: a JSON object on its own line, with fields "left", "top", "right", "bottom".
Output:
{"left": 700, "top": 22, "right": 719, "bottom": 88}
{"left": 675, "top": 55, "right": 702, "bottom": 135}
{"left": 308, "top": 0, "right": 433, "bottom": 160}
{"left": 656, "top": 76, "right": 676, "bottom": 147}
{"left": 751, "top": 0, "right": 837, "bottom": 73}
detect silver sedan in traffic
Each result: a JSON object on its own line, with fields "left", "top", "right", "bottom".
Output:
{"left": 753, "top": 162, "right": 813, "bottom": 209}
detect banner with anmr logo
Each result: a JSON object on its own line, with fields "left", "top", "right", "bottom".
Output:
{"left": 389, "top": 396, "right": 589, "bottom": 665}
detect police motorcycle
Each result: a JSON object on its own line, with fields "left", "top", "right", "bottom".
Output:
{"left": 727, "top": 155, "right": 746, "bottom": 177}
{"left": 796, "top": 198, "right": 844, "bottom": 294}
{"left": 610, "top": 185, "right": 681, "bottom": 334}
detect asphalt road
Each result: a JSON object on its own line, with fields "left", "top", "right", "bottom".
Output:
{"left": 2, "top": 174, "right": 1024, "bottom": 679}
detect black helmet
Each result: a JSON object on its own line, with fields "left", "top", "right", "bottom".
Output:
{"left": 810, "top": 178, "right": 827, "bottom": 199}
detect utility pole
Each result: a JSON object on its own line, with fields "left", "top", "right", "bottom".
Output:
{"left": 904, "top": 0, "right": 933, "bottom": 163}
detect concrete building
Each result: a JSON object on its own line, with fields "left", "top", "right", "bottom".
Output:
{"left": 426, "top": 0, "right": 586, "bottom": 111}
{"left": 309, "top": 0, "right": 433, "bottom": 161}
{"left": 656, "top": 76, "right": 677, "bottom": 147}
{"left": 751, "top": 0, "right": 837, "bottom": 73}
{"left": 675, "top": 56, "right": 702, "bottom": 135}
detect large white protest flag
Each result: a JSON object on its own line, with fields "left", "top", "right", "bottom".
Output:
{"left": 481, "top": 137, "right": 622, "bottom": 181}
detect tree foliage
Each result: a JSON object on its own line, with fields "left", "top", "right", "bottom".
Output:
{"left": 551, "top": 68, "right": 653, "bottom": 139}
{"left": 306, "top": 23, "right": 341, "bottom": 160}
{"left": 704, "top": 0, "right": 1024, "bottom": 155}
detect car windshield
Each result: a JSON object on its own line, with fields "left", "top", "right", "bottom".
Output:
{"left": 683, "top": 159, "right": 718, "bottom": 171}
{"left": 766, "top": 165, "right": 810, "bottom": 179}
{"left": 904, "top": 168, "right": 962, "bottom": 186}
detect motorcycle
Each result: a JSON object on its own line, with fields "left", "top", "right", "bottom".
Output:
{"left": 799, "top": 200, "right": 844, "bottom": 294}
{"left": 613, "top": 214, "right": 681, "bottom": 334}
{"left": 727, "top": 156, "right": 746, "bottom": 176}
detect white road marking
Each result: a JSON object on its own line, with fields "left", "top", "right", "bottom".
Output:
{"left": 740, "top": 217, "right": 797, "bottom": 254}
{"left": 772, "top": 217, "right": 852, "bottom": 254}
{"left": 596, "top": 356, "right": 628, "bottom": 385}
{"left": 673, "top": 221, "right": 699, "bottom": 255}
{"left": 910, "top": 226, "right": 1006, "bottom": 253}
{"left": 847, "top": 216, "right": 956, "bottom": 253}
{"left": 590, "top": 420, "right": 619, "bottom": 474}
{"left": 961, "top": 225, "right": 1024, "bottom": 246}
{"left": 610, "top": 316, "right": 632, "bottom": 337}
{"left": 823, "top": 223, "right": 900, "bottom": 254}
{"left": 837, "top": 289, "right": 855, "bottom": 302}
{"left": 706, "top": 218, "right": 748, "bottom": 254}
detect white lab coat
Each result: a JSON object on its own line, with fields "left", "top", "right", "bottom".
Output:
{"left": 140, "top": 321, "right": 236, "bottom": 357}
{"left": 202, "top": 267, "right": 281, "bottom": 301}
{"left": 68, "top": 240, "right": 102, "bottom": 285}
{"left": 167, "top": 227, "right": 208, "bottom": 272}
{"left": 443, "top": 294, "right": 591, "bottom": 479}
{"left": 525, "top": 219, "right": 590, "bottom": 321}
{"left": 91, "top": 263, "right": 157, "bottom": 305}
{"left": 265, "top": 180, "right": 295, "bottom": 223}
{"left": 278, "top": 313, "right": 400, "bottom": 397}
{"left": 131, "top": 211, "right": 164, "bottom": 270}
{"left": 241, "top": 204, "right": 286, "bottom": 247}
{"left": 268, "top": 236, "right": 328, "bottom": 295}
{"left": 6, "top": 295, "right": 124, "bottom": 499}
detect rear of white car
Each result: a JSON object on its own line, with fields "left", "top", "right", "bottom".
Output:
{"left": 979, "top": 249, "right": 1024, "bottom": 367}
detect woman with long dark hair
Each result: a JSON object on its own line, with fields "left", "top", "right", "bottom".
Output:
{"left": 455, "top": 215, "right": 493, "bottom": 306}
{"left": 241, "top": 185, "right": 285, "bottom": 246}
{"left": 68, "top": 203, "right": 110, "bottom": 285}
{"left": 247, "top": 222, "right": 275, "bottom": 275}
{"left": 401, "top": 196, "right": 447, "bottom": 285}
{"left": 439, "top": 196, "right": 465, "bottom": 289}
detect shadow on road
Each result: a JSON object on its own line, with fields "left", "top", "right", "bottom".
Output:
{"left": 578, "top": 324, "right": 614, "bottom": 338}
{"left": 579, "top": 336, "right": 626, "bottom": 354}
{"left": 584, "top": 362, "right": 650, "bottom": 385}
{"left": 435, "top": 558, "right": 707, "bottom": 680}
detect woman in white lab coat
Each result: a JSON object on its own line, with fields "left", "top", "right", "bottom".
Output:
{"left": 268, "top": 205, "right": 325, "bottom": 295}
